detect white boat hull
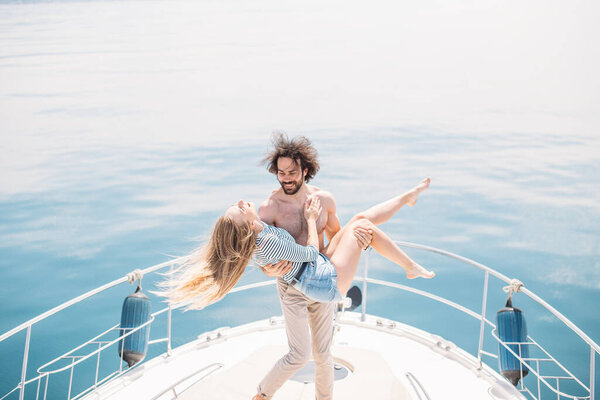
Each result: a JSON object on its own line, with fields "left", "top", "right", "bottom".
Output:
{"left": 84, "top": 312, "right": 524, "bottom": 400}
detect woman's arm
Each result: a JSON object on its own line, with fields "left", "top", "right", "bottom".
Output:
{"left": 255, "top": 197, "right": 322, "bottom": 267}
{"left": 304, "top": 196, "right": 321, "bottom": 249}
{"left": 260, "top": 235, "right": 319, "bottom": 263}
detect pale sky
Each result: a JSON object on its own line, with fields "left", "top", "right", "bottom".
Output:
{"left": 0, "top": 0, "right": 598, "bottom": 149}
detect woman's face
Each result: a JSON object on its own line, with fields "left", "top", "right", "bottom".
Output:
{"left": 225, "top": 200, "right": 257, "bottom": 225}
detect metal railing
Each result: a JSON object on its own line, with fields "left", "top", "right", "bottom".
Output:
{"left": 0, "top": 257, "right": 190, "bottom": 400}
{"left": 0, "top": 242, "right": 598, "bottom": 400}
{"left": 148, "top": 363, "right": 223, "bottom": 400}
{"left": 405, "top": 371, "right": 432, "bottom": 400}
{"left": 358, "top": 242, "right": 599, "bottom": 400}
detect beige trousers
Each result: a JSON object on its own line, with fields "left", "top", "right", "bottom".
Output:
{"left": 257, "top": 278, "right": 335, "bottom": 399}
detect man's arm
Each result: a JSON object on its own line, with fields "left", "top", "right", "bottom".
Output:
{"left": 324, "top": 211, "right": 341, "bottom": 244}
{"left": 257, "top": 198, "right": 276, "bottom": 225}
{"left": 318, "top": 191, "right": 341, "bottom": 243}
{"left": 320, "top": 190, "right": 372, "bottom": 250}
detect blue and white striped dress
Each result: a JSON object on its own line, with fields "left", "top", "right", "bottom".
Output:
{"left": 254, "top": 222, "right": 319, "bottom": 283}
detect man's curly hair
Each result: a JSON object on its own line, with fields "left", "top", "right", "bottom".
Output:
{"left": 262, "top": 132, "right": 320, "bottom": 183}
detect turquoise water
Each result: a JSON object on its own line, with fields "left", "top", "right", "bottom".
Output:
{"left": 1, "top": 134, "right": 598, "bottom": 398}
{"left": 1, "top": 0, "right": 599, "bottom": 398}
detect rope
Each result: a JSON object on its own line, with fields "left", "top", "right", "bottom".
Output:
{"left": 126, "top": 269, "right": 144, "bottom": 285}
{"left": 503, "top": 279, "right": 524, "bottom": 297}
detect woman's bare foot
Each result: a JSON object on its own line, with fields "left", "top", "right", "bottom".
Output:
{"left": 406, "top": 178, "right": 430, "bottom": 206}
{"left": 406, "top": 262, "right": 435, "bottom": 279}
{"left": 252, "top": 394, "right": 267, "bottom": 400}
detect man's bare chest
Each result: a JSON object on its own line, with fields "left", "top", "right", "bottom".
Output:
{"left": 274, "top": 203, "right": 327, "bottom": 244}
{"left": 274, "top": 207, "right": 306, "bottom": 243}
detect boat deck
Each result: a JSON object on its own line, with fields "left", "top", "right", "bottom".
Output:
{"left": 85, "top": 312, "right": 523, "bottom": 400}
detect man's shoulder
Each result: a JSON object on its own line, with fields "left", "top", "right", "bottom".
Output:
{"left": 262, "top": 189, "right": 288, "bottom": 207}
{"left": 258, "top": 189, "right": 283, "bottom": 221}
{"left": 308, "top": 186, "right": 336, "bottom": 208}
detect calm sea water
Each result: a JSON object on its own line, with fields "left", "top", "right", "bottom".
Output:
{"left": 1, "top": 0, "right": 599, "bottom": 398}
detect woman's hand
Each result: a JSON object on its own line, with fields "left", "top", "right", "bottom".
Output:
{"left": 304, "top": 196, "right": 321, "bottom": 249}
{"left": 303, "top": 196, "right": 322, "bottom": 222}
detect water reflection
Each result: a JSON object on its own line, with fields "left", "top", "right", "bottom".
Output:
{"left": 1, "top": 132, "right": 598, "bottom": 279}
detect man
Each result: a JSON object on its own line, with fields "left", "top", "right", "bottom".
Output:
{"left": 253, "top": 134, "right": 371, "bottom": 400}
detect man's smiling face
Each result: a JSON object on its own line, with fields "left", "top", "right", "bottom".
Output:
{"left": 277, "top": 157, "right": 306, "bottom": 195}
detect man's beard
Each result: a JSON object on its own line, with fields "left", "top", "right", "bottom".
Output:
{"left": 280, "top": 178, "right": 303, "bottom": 195}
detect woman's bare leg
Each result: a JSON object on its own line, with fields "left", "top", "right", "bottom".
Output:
{"left": 368, "top": 225, "right": 434, "bottom": 280}
{"left": 352, "top": 178, "right": 430, "bottom": 225}
{"left": 324, "top": 178, "right": 429, "bottom": 259}
{"left": 326, "top": 219, "right": 434, "bottom": 296}
{"left": 323, "top": 178, "right": 430, "bottom": 256}
{"left": 323, "top": 221, "right": 365, "bottom": 296}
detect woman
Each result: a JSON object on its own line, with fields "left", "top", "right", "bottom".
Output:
{"left": 161, "top": 178, "right": 435, "bottom": 309}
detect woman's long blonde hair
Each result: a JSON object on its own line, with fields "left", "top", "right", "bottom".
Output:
{"left": 158, "top": 215, "right": 257, "bottom": 310}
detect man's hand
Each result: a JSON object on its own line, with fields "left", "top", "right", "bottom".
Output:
{"left": 354, "top": 226, "right": 373, "bottom": 250}
{"left": 260, "top": 260, "right": 293, "bottom": 277}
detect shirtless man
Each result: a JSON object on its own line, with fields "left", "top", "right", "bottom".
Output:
{"left": 252, "top": 134, "right": 372, "bottom": 400}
